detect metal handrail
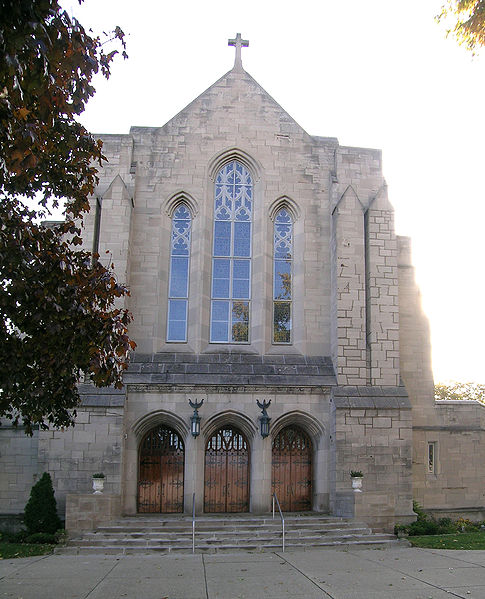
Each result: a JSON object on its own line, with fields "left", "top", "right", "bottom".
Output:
{"left": 192, "top": 492, "right": 196, "bottom": 554}
{"left": 272, "top": 492, "right": 285, "bottom": 552}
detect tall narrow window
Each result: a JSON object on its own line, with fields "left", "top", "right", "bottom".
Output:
{"left": 167, "top": 204, "right": 192, "bottom": 342}
{"left": 273, "top": 208, "right": 292, "bottom": 343}
{"left": 210, "top": 160, "right": 252, "bottom": 343}
{"left": 92, "top": 197, "right": 102, "bottom": 257}
{"left": 427, "top": 442, "right": 437, "bottom": 474}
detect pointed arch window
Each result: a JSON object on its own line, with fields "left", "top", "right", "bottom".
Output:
{"left": 167, "top": 204, "right": 192, "bottom": 342}
{"left": 273, "top": 208, "right": 292, "bottom": 343}
{"left": 210, "top": 160, "right": 252, "bottom": 343}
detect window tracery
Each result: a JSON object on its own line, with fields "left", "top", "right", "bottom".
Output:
{"left": 210, "top": 160, "right": 252, "bottom": 343}
{"left": 273, "top": 208, "right": 292, "bottom": 343}
{"left": 167, "top": 203, "right": 192, "bottom": 342}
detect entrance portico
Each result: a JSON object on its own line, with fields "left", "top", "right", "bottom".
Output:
{"left": 123, "top": 362, "right": 333, "bottom": 517}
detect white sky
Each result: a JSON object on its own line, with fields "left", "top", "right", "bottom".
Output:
{"left": 67, "top": 0, "right": 485, "bottom": 384}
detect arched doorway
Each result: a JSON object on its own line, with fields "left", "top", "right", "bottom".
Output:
{"left": 138, "top": 425, "right": 184, "bottom": 513}
{"left": 272, "top": 425, "right": 312, "bottom": 511}
{"left": 204, "top": 426, "right": 249, "bottom": 513}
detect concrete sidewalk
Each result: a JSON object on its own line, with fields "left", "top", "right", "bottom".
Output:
{"left": 1, "top": 546, "right": 485, "bottom": 598}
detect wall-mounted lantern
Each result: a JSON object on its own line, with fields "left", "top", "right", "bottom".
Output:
{"left": 256, "top": 399, "right": 271, "bottom": 438}
{"left": 188, "top": 398, "right": 204, "bottom": 437}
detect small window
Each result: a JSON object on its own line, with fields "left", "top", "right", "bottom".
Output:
{"left": 273, "top": 208, "right": 292, "bottom": 343}
{"left": 427, "top": 442, "right": 437, "bottom": 474}
{"left": 167, "top": 204, "right": 192, "bottom": 342}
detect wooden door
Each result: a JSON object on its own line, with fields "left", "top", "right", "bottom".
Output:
{"left": 204, "top": 427, "right": 249, "bottom": 513}
{"left": 138, "top": 426, "right": 184, "bottom": 513}
{"left": 272, "top": 426, "right": 312, "bottom": 511}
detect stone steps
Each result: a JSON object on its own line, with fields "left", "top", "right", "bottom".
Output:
{"left": 62, "top": 514, "right": 399, "bottom": 555}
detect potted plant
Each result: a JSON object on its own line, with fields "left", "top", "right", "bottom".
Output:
{"left": 92, "top": 473, "right": 105, "bottom": 494}
{"left": 350, "top": 470, "right": 363, "bottom": 492}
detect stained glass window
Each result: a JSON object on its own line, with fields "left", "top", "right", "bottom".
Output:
{"left": 273, "top": 208, "right": 292, "bottom": 343}
{"left": 210, "top": 161, "right": 252, "bottom": 342}
{"left": 167, "top": 204, "right": 191, "bottom": 342}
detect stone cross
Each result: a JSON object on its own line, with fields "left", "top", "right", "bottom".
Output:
{"left": 228, "top": 33, "right": 249, "bottom": 70}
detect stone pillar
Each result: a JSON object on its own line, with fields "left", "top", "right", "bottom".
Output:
{"left": 250, "top": 435, "right": 272, "bottom": 514}
{"left": 331, "top": 186, "right": 367, "bottom": 385}
{"left": 366, "top": 185, "right": 400, "bottom": 386}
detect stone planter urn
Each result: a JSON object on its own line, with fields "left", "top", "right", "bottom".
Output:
{"left": 92, "top": 474, "right": 105, "bottom": 494}
{"left": 350, "top": 471, "right": 363, "bottom": 493}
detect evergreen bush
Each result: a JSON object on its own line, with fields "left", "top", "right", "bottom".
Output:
{"left": 24, "top": 473, "right": 62, "bottom": 534}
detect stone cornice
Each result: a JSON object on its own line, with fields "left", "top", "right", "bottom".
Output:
{"left": 126, "top": 383, "right": 331, "bottom": 395}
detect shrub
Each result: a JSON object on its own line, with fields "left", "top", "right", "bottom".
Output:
{"left": 413, "top": 500, "right": 428, "bottom": 521}
{"left": 24, "top": 473, "right": 62, "bottom": 535}
{"left": 456, "top": 517, "right": 480, "bottom": 532}
{"left": 437, "top": 517, "right": 455, "bottom": 533}
{"left": 54, "top": 529, "right": 67, "bottom": 544}
{"left": 25, "top": 532, "right": 57, "bottom": 544}
{"left": 407, "top": 519, "right": 439, "bottom": 536}
{"left": 395, "top": 505, "right": 484, "bottom": 537}
{"left": 0, "top": 529, "right": 29, "bottom": 543}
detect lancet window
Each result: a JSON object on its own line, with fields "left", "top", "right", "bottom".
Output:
{"left": 273, "top": 208, "right": 292, "bottom": 343}
{"left": 167, "top": 203, "right": 192, "bottom": 342}
{"left": 210, "top": 160, "right": 252, "bottom": 343}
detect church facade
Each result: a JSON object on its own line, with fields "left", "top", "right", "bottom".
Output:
{"left": 2, "top": 36, "right": 484, "bottom": 533}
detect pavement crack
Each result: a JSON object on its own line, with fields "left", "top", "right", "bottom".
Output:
{"left": 202, "top": 553, "right": 209, "bottom": 599}
{"left": 82, "top": 555, "right": 125, "bottom": 599}
{"left": 347, "top": 550, "right": 469, "bottom": 598}
{"left": 274, "top": 551, "right": 336, "bottom": 598}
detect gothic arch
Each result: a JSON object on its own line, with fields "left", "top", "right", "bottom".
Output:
{"left": 268, "top": 195, "right": 301, "bottom": 222}
{"left": 164, "top": 190, "right": 199, "bottom": 218}
{"left": 132, "top": 410, "right": 190, "bottom": 444}
{"left": 201, "top": 410, "right": 257, "bottom": 442}
{"left": 207, "top": 148, "right": 262, "bottom": 182}
{"left": 270, "top": 410, "right": 325, "bottom": 448}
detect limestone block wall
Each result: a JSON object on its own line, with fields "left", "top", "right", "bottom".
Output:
{"left": 65, "top": 493, "right": 121, "bottom": 534}
{"left": 331, "top": 187, "right": 367, "bottom": 385}
{"left": 0, "top": 427, "right": 39, "bottom": 514}
{"left": 37, "top": 404, "right": 124, "bottom": 515}
{"left": 335, "top": 146, "right": 383, "bottom": 201}
{"left": 413, "top": 401, "right": 485, "bottom": 515}
{"left": 367, "top": 187, "right": 399, "bottom": 386}
{"left": 331, "top": 387, "right": 414, "bottom": 531}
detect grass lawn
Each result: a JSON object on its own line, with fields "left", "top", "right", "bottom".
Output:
{"left": 408, "top": 531, "right": 485, "bottom": 550}
{"left": 0, "top": 543, "right": 55, "bottom": 559}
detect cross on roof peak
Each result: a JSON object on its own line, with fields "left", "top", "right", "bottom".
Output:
{"left": 228, "top": 33, "right": 249, "bottom": 70}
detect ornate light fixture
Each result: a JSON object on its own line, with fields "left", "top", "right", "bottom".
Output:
{"left": 256, "top": 399, "right": 271, "bottom": 438}
{"left": 188, "top": 398, "right": 204, "bottom": 437}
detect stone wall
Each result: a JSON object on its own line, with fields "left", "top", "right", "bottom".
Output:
{"left": 0, "top": 426, "right": 39, "bottom": 515}
{"left": 37, "top": 402, "right": 125, "bottom": 515}
{"left": 331, "top": 386, "right": 414, "bottom": 532}
{"left": 65, "top": 493, "right": 121, "bottom": 534}
{"left": 413, "top": 401, "right": 485, "bottom": 515}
